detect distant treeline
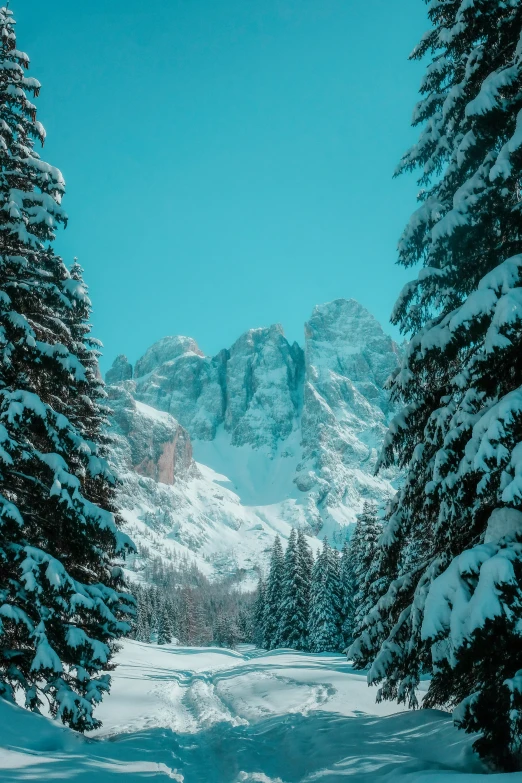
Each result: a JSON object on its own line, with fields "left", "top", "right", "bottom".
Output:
{"left": 130, "top": 551, "right": 255, "bottom": 647}
{"left": 130, "top": 502, "right": 380, "bottom": 653}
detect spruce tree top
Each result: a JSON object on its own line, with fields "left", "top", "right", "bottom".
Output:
{"left": 392, "top": 0, "right": 522, "bottom": 336}
{"left": 0, "top": 7, "right": 66, "bottom": 247}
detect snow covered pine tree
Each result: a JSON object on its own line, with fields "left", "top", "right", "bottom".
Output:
{"left": 157, "top": 604, "right": 173, "bottom": 645}
{"left": 349, "top": 0, "right": 522, "bottom": 770}
{"left": 351, "top": 502, "right": 381, "bottom": 638}
{"left": 339, "top": 502, "right": 380, "bottom": 650}
{"left": 263, "top": 535, "right": 284, "bottom": 649}
{"left": 0, "top": 7, "right": 134, "bottom": 731}
{"left": 308, "top": 539, "right": 342, "bottom": 653}
{"left": 339, "top": 541, "right": 355, "bottom": 650}
{"left": 297, "top": 529, "right": 313, "bottom": 639}
{"left": 278, "top": 529, "right": 309, "bottom": 649}
{"left": 251, "top": 578, "right": 266, "bottom": 648}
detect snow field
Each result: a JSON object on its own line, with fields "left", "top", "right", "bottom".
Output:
{"left": 1, "top": 640, "right": 520, "bottom": 782}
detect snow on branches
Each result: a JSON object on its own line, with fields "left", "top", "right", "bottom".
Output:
{"left": 0, "top": 6, "right": 134, "bottom": 731}
{"left": 351, "top": 0, "right": 522, "bottom": 770}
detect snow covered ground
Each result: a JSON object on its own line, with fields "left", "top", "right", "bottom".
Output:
{"left": 0, "top": 641, "right": 518, "bottom": 782}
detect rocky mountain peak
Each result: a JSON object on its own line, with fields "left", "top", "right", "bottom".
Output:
{"left": 305, "top": 298, "right": 400, "bottom": 394}
{"left": 233, "top": 323, "right": 285, "bottom": 344}
{"left": 134, "top": 335, "right": 204, "bottom": 379}
{"left": 306, "top": 298, "right": 394, "bottom": 354}
{"left": 106, "top": 354, "right": 133, "bottom": 386}
{"left": 105, "top": 299, "right": 401, "bottom": 565}
{"left": 224, "top": 323, "right": 304, "bottom": 449}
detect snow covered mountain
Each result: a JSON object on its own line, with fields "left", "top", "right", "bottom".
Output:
{"left": 106, "top": 299, "right": 401, "bottom": 580}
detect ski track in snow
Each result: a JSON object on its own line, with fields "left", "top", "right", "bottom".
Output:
{"left": 0, "top": 641, "right": 519, "bottom": 782}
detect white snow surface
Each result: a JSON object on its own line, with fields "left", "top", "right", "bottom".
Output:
{"left": 484, "top": 506, "right": 522, "bottom": 543}
{"left": 0, "top": 640, "right": 511, "bottom": 782}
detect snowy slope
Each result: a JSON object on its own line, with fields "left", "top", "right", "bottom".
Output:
{"left": 106, "top": 300, "right": 401, "bottom": 579}
{"left": 0, "top": 640, "right": 515, "bottom": 782}
{"left": 107, "top": 387, "right": 321, "bottom": 583}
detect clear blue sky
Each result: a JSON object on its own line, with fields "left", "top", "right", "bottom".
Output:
{"left": 17, "top": 0, "right": 427, "bottom": 372}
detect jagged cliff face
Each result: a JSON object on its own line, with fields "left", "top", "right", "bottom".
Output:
{"left": 296, "top": 300, "right": 401, "bottom": 512}
{"left": 109, "top": 386, "right": 196, "bottom": 486}
{"left": 107, "top": 299, "right": 400, "bottom": 577}
{"left": 133, "top": 325, "right": 304, "bottom": 449}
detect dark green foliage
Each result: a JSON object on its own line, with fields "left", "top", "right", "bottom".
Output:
{"left": 339, "top": 541, "right": 354, "bottom": 650}
{"left": 278, "top": 529, "right": 309, "bottom": 650}
{"left": 157, "top": 605, "right": 174, "bottom": 645}
{"left": 308, "top": 539, "right": 343, "bottom": 653}
{"left": 351, "top": 502, "right": 381, "bottom": 635}
{"left": 350, "top": 0, "right": 522, "bottom": 768}
{"left": 251, "top": 579, "right": 266, "bottom": 648}
{"left": 263, "top": 536, "right": 284, "bottom": 649}
{"left": 129, "top": 553, "right": 254, "bottom": 648}
{"left": 0, "top": 7, "right": 134, "bottom": 731}
{"left": 249, "top": 531, "right": 364, "bottom": 654}
{"left": 213, "top": 614, "right": 242, "bottom": 649}
{"left": 421, "top": 545, "right": 522, "bottom": 771}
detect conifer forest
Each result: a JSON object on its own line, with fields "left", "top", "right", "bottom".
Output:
{"left": 2, "top": 1, "right": 522, "bottom": 781}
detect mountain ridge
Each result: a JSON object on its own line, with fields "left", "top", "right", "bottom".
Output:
{"left": 107, "top": 298, "right": 401, "bottom": 581}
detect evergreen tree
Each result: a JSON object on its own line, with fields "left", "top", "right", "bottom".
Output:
{"left": 237, "top": 604, "right": 252, "bottom": 643}
{"left": 278, "top": 529, "right": 309, "bottom": 649}
{"left": 149, "top": 587, "right": 162, "bottom": 643}
{"left": 341, "top": 501, "right": 382, "bottom": 655}
{"left": 339, "top": 540, "right": 355, "bottom": 651}
{"left": 251, "top": 578, "right": 266, "bottom": 648}
{"left": 328, "top": 545, "right": 343, "bottom": 652}
{"left": 308, "top": 539, "right": 342, "bottom": 652}
{"left": 262, "top": 536, "right": 284, "bottom": 649}
{"left": 0, "top": 8, "right": 134, "bottom": 731}
{"left": 213, "top": 614, "right": 241, "bottom": 649}
{"left": 177, "top": 587, "right": 196, "bottom": 645}
{"left": 128, "top": 556, "right": 253, "bottom": 649}
{"left": 192, "top": 602, "right": 212, "bottom": 646}
{"left": 144, "top": 588, "right": 157, "bottom": 641}
{"left": 132, "top": 585, "right": 151, "bottom": 643}
{"left": 167, "top": 600, "right": 179, "bottom": 643}
{"left": 350, "top": 0, "right": 522, "bottom": 769}
{"left": 297, "top": 528, "right": 314, "bottom": 610}
{"left": 137, "top": 606, "right": 151, "bottom": 644}
{"left": 351, "top": 502, "right": 381, "bottom": 635}
{"left": 157, "top": 604, "right": 173, "bottom": 645}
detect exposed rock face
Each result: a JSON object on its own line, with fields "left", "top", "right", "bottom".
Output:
{"left": 296, "top": 300, "right": 401, "bottom": 508}
{"left": 305, "top": 299, "right": 399, "bottom": 408}
{"left": 132, "top": 325, "right": 304, "bottom": 449}
{"left": 106, "top": 354, "right": 133, "bottom": 386}
{"left": 105, "top": 299, "right": 401, "bottom": 573}
{"left": 132, "top": 339, "right": 224, "bottom": 441}
{"left": 224, "top": 325, "right": 304, "bottom": 449}
{"left": 108, "top": 385, "right": 196, "bottom": 486}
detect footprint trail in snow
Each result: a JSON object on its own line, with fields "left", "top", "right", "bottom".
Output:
{"left": 0, "top": 641, "right": 506, "bottom": 783}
